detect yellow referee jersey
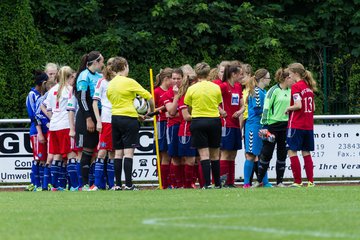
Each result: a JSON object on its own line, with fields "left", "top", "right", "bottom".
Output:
{"left": 107, "top": 75, "right": 152, "bottom": 118}
{"left": 184, "top": 80, "right": 222, "bottom": 118}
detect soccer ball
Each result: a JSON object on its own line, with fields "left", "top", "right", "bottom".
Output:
{"left": 133, "top": 97, "right": 148, "bottom": 115}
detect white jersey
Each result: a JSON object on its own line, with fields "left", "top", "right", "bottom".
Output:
{"left": 93, "top": 78, "right": 112, "bottom": 123}
{"left": 46, "top": 83, "right": 76, "bottom": 131}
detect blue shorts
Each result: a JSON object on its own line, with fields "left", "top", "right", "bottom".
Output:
{"left": 244, "top": 122, "right": 262, "bottom": 156}
{"left": 221, "top": 127, "right": 242, "bottom": 151}
{"left": 178, "top": 136, "right": 197, "bottom": 157}
{"left": 156, "top": 121, "right": 168, "bottom": 152}
{"left": 286, "top": 128, "right": 314, "bottom": 151}
{"left": 166, "top": 124, "right": 180, "bottom": 157}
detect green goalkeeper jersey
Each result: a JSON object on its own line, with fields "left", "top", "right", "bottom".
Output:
{"left": 260, "top": 84, "right": 291, "bottom": 126}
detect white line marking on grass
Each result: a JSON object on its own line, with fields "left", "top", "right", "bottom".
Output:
{"left": 142, "top": 214, "right": 359, "bottom": 239}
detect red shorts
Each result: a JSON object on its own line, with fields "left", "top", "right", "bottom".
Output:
{"left": 30, "top": 135, "right": 39, "bottom": 160}
{"left": 37, "top": 132, "right": 48, "bottom": 161}
{"left": 97, "top": 122, "right": 113, "bottom": 150}
{"left": 48, "top": 129, "right": 71, "bottom": 155}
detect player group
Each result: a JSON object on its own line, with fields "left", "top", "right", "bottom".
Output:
{"left": 25, "top": 51, "right": 317, "bottom": 191}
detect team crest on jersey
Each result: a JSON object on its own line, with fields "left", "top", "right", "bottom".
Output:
{"left": 231, "top": 93, "right": 239, "bottom": 105}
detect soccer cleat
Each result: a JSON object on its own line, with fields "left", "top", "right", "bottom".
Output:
{"left": 51, "top": 187, "right": 58, "bottom": 191}
{"left": 70, "top": 187, "right": 79, "bottom": 192}
{"left": 81, "top": 184, "right": 90, "bottom": 191}
{"left": 220, "top": 174, "right": 228, "bottom": 187}
{"left": 124, "top": 185, "right": 139, "bottom": 191}
{"left": 89, "top": 185, "right": 99, "bottom": 191}
{"left": 190, "top": 183, "right": 197, "bottom": 189}
{"left": 33, "top": 186, "right": 42, "bottom": 192}
{"left": 110, "top": 186, "right": 122, "bottom": 191}
{"left": 276, "top": 183, "right": 287, "bottom": 188}
{"left": 263, "top": 183, "right": 273, "bottom": 188}
{"left": 290, "top": 183, "right": 303, "bottom": 188}
{"left": 202, "top": 185, "right": 213, "bottom": 189}
{"left": 251, "top": 182, "right": 263, "bottom": 188}
{"left": 47, "top": 184, "right": 53, "bottom": 191}
{"left": 224, "top": 184, "right": 236, "bottom": 188}
{"left": 307, "top": 182, "right": 315, "bottom": 188}
{"left": 24, "top": 184, "right": 35, "bottom": 192}
{"left": 243, "top": 184, "right": 251, "bottom": 189}
{"left": 57, "top": 187, "right": 66, "bottom": 191}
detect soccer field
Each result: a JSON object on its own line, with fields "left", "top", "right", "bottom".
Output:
{"left": 0, "top": 186, "right": 359, "bottom": 240}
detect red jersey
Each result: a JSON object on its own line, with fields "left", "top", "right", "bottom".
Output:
{"left": 213, "top": 78, "right": 222, "bottom": 86}
{"left": 154, "top": 86, "right": 167, "bottom": 122}
{"left": 163, "top": 87, "right": 182, "bottom": 127}
{"left": 288, "top": 80, "right": 314, "bottom": 130}
{"left": 220, "top": 81, "right": 243, "bottom": 128}
{"left": 178, "top": 96, "right": 191, "bottom": 136}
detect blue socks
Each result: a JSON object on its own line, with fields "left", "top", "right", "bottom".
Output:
{"left": 244, "top": 160, "right": 254, "bottom": 185}
{"left": 67, "top": 159, "right": 78, "bottom": 188}
{"left": 107, "top": 159, "right": 115, "bottom": 189}
{"left": 42, "top": 164, "right": 51, "bottom": 190}
{"left": 51, "top": 161, "right": 62, "bottom": 188}
{"left": 94, "top": 158, "right": 104, "bottom": 188}
{"left": 76, "top": 160, "right": 83, "bottom": 187}
{"left": 31, "top": 161, "right": 40, "bottom": 187}
{"left": 59, "top": 163, "right": 67, "bottom": 188}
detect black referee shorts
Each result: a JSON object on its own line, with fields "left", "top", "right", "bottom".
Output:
{"left": 112, "top": 116, "right": 140, "bottom": 149}
{"left": 190, "top": 117, "right": 221, "bottom": 149}
{"left": 75, "top": 112, "right": 99, "bottom": 149}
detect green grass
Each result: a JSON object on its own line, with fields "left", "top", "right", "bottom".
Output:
{"left": 0, "top": 186, "right": 359, "bottom": 240}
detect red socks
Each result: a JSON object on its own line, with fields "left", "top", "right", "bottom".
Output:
{"left": 290, "top": 156, "right": 302, "bottom": 184}
{"left": 303, "top": 155, "right": 314, "bottom": 183}
{"left": 220, "top": 160, "right": 235, "bottom": 185}
{"left": 184, "top": 165, "right": 194, "bottom": 188}
{"left": 220, "top": 160, "right": 228, "bottom": 182}
{"left": 160, "top": 164, "right": 170, "bottom": 189}
{"left": 228, "top": 161, "right": 235, "bottom": 185}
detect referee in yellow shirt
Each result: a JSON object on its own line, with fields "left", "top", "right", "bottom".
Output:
{"left": 107, "top": 57, "right": 154, "bottom": 190}
{"left": 184, "top": 62, "right": 223, "bottom": 189}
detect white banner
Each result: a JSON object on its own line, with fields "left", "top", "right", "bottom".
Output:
{"left": 1, "top": 124, "right": 360, "bottom": 183}
{"left": 235, "top": 124, "right": 360, "bottom": 179}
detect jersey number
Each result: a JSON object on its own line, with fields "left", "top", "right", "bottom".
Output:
{"left": 304, "top": 97, "right": 313, "bottom": 113}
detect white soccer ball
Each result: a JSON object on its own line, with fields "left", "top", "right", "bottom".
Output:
{"left": 133, "top": 97, "right": 148, "bottom": 115}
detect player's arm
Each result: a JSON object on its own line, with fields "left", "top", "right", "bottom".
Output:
{"left": 181, "top": 107, "right": 192, "bottom": 122}
{"left": 67, "top": 91, "right": 76, "bottom": 137}
{"left": 233, "top": 97, "right": 245, "bottom": 119}
{"left": 92, "top": 99, "right": 102, "bottom": 132}
{"left": 286, "top": 93, "right": 302, "bottom": 113}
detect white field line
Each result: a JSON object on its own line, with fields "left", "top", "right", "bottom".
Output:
{"left": 142, "top": 212, "right": 359, "bottom": 239}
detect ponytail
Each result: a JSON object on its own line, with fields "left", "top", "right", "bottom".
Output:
{"left": 304, "top": 70, "right": 318, "bottom": 92}
{"left": 155, "top": 67, "right": 173, "bottom": 88}
{"left": 75, "top": 51, "right": 102, "bottom": 89}
{"left": 288, "top": 62, "right": 317, "bottom": 92}
{"left": 222, "top": 64, "right": 241, "bottom": 82}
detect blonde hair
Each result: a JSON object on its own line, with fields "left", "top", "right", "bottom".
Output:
{"left": 102, "top": 57, "right": 116, "bottom": 80}
{"left": 155, "top": 67, "right": 173, "bottom": 87}
{"left": 288, "top": 63, "right": 317, "bottom": 91}
{"left": 248, "top": 68, "right": 269, "bottom": 96}
{"left": 274, "top": 68, "right": 290, "bottom": 83}
{"left": 44, "top": 63, "right": 59, "bottom": 72}
{"left": 241, "top": 64, "right": 253, "bottom": 76}
{"left": 218, "top": 61, "right": 230, "bottom": 70}
{"left": 109, "top": 57, "right": 128, "bottom": 73}
{"left": 207, "top": 68, "right": 219, "bottom": 81}
{"left": 56, "top": 66, "right": 74, "bottom": 102}
{"left": 194, "top": 62, "right": 211, "bottom": 79}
